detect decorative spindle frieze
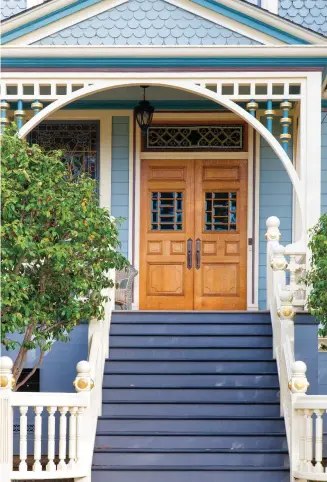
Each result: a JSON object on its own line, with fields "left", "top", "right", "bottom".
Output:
{"left": 0, "top": 100, "right": 10, "bottom": 134}
{"left": 31, "top": 100, "right": 43, "bottom": 115}
{"left": 14, "top": 100, "right": 26, "bottom": 129}
{"left": 246, "top": 99, "right": 258, "bottom": 117}
{"left": 265, "top": 99, "right": 275, "bottom": 133}
{"left": 280, "top": 100, "right": 292, "bottom": 153}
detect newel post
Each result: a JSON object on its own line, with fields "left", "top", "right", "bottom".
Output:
{"left": 0, "top": 357, "right": 14, "bottom": 480}
{"left": 289, "top": 361, "right": 310, "bottom": 474}
{"left": 73, "top": 361, "right": 92, "bottom": 476}
{"left": 265, "top": 216, "right": 281, "bottom": 308}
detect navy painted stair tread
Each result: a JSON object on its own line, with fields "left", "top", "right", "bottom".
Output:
{"left": 92, "top": 311, "right": 288, "bottom": 481}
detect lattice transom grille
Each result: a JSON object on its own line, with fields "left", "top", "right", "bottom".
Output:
{"left": 146, "top": 125, "right": 244, "bottom": 150}
{"left": 151, "top": 192, "right": 183, "bottom": 231}
{"left": 29, "top": 122, "right": 99, "bottom": 179}
{"left": 205, "top": 192, "right": 237, "bottom": 231}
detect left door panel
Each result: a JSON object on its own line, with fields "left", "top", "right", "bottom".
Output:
{"left": 140, "top": 159, "right": 195, "bottom": 310}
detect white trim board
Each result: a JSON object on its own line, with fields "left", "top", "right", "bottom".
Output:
{"left": 3, "top": 45, "right": 327, "bottom": 57}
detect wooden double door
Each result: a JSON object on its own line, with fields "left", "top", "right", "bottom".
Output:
{"left": 140, "top": 159, "right": 248, "bottom": 310}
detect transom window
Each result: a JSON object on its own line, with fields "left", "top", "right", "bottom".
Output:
{"left": 151, "top": 192, "right": 183, "bottom": 231}
{"left": 145, "top": 125, "right": 244, "bottom": 151}
{"left": 204, "top": 192, "right": 237, "bottom": 231}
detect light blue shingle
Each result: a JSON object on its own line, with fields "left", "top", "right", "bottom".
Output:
{"left": 33, "top": 0, "right": 261, "bottom": 46}
{"left": 279, "top": 0, "right": 327, "bottom": 36}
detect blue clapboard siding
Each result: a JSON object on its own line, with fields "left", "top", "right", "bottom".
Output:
{"left": 322, "top": 112, "right": 327, "bottom": 214}
{"left": 259, "top": 117, "right": 293, "bottom": 309}
{"left": 111, "top": 116, "right": 130, "bottom": 258}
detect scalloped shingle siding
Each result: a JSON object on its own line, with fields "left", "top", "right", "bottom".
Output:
{"left": 279, "top": 0, "right": 327, "bottom": 36}
{"left": 1, "top": 0, "right": 27, "bottom": 20}
{"left": 34, "top": 0, "right": 261, "bottom": 46}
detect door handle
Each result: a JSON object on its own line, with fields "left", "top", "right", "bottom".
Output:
{"left": 196, "top": 238, "right": 201, "bottom": 270}
{"left": 187, "top": 238, "right": 193, "bottom": 270}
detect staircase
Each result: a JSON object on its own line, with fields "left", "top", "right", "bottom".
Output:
{"left": 92, "top": 311, "right": 289, "bottom": 482}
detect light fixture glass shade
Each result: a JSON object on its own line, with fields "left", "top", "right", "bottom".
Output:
{"left": 134, "top": 88, "right": 155, "bottom": 136}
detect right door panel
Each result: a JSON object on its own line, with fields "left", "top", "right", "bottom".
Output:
{"left": 194, "top": 159, "right": 248, "bottom": 310}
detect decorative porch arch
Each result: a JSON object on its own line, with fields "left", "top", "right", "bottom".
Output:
{"left": 19, "top": 78, "right": 305, "bottom": 238}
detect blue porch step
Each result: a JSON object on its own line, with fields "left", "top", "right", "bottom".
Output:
{"left": 92, "top": 311, "right": 288, "bottom": 481}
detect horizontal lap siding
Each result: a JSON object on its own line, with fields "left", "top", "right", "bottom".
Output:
{"left": 322, "top": 112, "right": 327, "bottom": 214}
{"left": 259, "top": 118, "right": 293, "bottom": 309}
{"left": 111, "top": 116, "right": 130, "bottom": 258}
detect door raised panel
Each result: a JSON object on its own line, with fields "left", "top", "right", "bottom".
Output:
{"left": 194, "top": 159, "right": 247, "bottom": 310}
{"left": 140, "top": 158, "right": 247, "bottom": 310}
{"left": 147, "top": 263, "right": 184, "bottom": 295}
{"left": 140, "top": 159, "right": 195, "bottom": 310}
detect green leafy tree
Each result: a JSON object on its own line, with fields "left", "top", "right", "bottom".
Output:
{"left": 1, "top": 125, "right": 128, "bottom": 390}
{"left": 306, "top": 213, "right": 327, "bottom": 336}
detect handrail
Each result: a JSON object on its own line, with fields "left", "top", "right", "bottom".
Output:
{"left": 266, "top": 217, "right": 327, "bottom": 481}
{"left": 0, "top": 269, "right": 115, "bottom": 481}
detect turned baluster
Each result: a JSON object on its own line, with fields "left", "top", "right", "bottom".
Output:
{"left": 46, "top": 406, "right": 57, "bottom": 472}
{"left": 76, "top": 407, "right": 84, "bottom": 467}
{"left": 304, "top": 409, "right": 314, "bottom": 472}
{"left": 298, "top": 410, "right": 306, "bottom": 472}
{"left": 19, "top": 406, "right": 28, "bottom": 472}
{"left": 58, "top": 406, "right": 68, "bottom": 471}
{"left": 68, "top": 407, "right": 78, "bottom": 468}
{"left": 314, "top": 409, "right": 324, "bottom": 473}
{"left": 32, "top": 406, "right": 43, "bottom": 472}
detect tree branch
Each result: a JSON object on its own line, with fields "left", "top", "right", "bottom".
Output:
{"left": 15, "top": 346, "right": 45, "bottom": 391}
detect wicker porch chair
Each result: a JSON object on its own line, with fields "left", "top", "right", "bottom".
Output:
{"left": 115, "top": 266, "right": 138, "bottom": 310}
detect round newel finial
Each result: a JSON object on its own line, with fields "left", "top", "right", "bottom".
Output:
{"left": 76, "top": 360, "right": 90, "bottom": 375}
{"left": 266, "top": 216, "right": 280, "bottom": 229}
{"left": 289, "top": 360, "right": 309, "bottom": 394}
{"left": 0, "top": 357, "right": 13, "bottom": 372}
{"left": 74, "top": 360, "right": 93, "bottom": 393}
{"left": 265, "top": 217, "right": 281, "bottom": 242}
{"left": 0, "top": 356, "right": 14, "bottom": 390}
{"left": 292, "top": 360, "right": 307, "bottom": 377}
{"left": 280, "top": 289, "right": 293, "bottom": 304}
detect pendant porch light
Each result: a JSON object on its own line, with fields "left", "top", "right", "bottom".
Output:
{"left": 134, "top": 86, "right": 155, "bottom": 136}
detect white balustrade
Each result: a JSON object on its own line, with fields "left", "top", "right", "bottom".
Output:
{"left": 265, "top": 217, "right": 327, "bottom": 481}
{"left": 0, "top": 273, "right": 115, "bottom": 481}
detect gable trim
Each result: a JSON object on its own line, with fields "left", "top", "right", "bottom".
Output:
{"left": 1, "top": 0, "right": 127, "bottom": 44}
{"left": 190, "top": 0, "right": 308, "bottom": 45}
{"left": 2, "top": 0, "right": 325, "bottom": 47}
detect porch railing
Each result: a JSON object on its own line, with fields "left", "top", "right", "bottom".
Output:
{"left": 0, "top": 271, "right": 115, "bottom": 481}
{"left": 266, "top": 217, "right": 327, "bottom": 481}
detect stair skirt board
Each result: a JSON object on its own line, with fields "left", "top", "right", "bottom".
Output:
{"left": 92, "top": 312, "right": 289, "bottom": 479}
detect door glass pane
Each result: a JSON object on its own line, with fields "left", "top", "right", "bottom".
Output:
{"left": 151, "top": 191, "right": 183, "bottom": 231}
{"left": 204, "top": 192, "right": 237, "bottom": 231}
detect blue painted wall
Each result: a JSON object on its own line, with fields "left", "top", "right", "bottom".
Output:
{"left": 322, "top": 111, "right": 327, "bottom": 214}
{"left": 258, "top": 117, "right": 293, "bottom": 309}
{"left": 111, "top": 116, "right": 130, "bottom": 258}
